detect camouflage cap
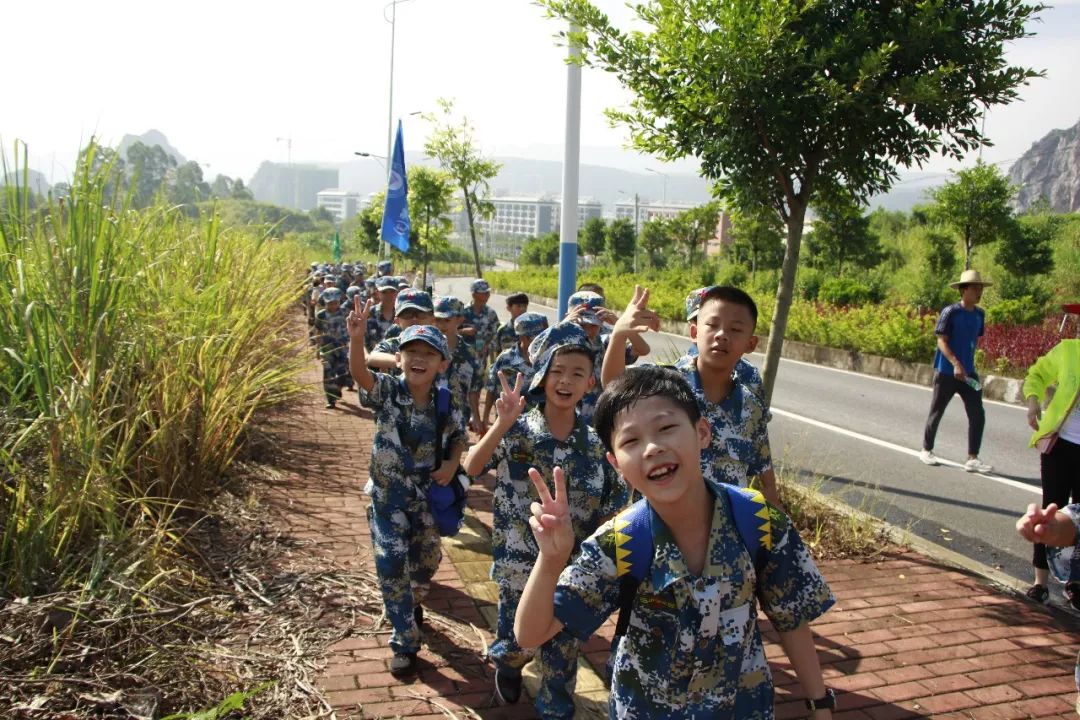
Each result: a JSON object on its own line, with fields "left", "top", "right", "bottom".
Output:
{"left": 433, "top": 296, "right": 465, "bottom": 318}
{"left": 395, "top": 288, "right": 434, "bottom": 316}
{"left": 513, "top": 311, "right": 549, "bottom": 338}
{"left": 470, "top": 278, "right": 491, "bottom": 294}
{"left": 568, "top": 291, "right": 604, "bottom": 326}
{"left": 375, "top": 275, "right": 399, "bottom": 291}
{"left": 376, "top": 260, "right": 393, "bottom": 275}
{"left": 399, "top": 324, "right": 450, "bottom": 359}
{"left": 685, "top": 286, "right": 715, "bottom": 321}
{"left": 527, "top": 321, "right": 593, "bottom": 394}
{"left": 345, "top": 285, "right": 363, "bottom": 299}
{"left": 320, "top": 287, "right": 345, "bottom": 305}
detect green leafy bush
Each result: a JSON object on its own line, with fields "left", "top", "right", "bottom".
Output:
{"left": 985, "top": 296, "right": 1046, "bottom": 326}
{"left": 818, "top": 277, "right": 875, "bottom": 307}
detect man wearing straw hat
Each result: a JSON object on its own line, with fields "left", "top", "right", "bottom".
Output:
{"left": 920, "top": 269, "right": 994, "bottom": 473}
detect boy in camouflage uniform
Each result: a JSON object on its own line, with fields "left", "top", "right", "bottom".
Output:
{"left": 432, "top": 296, "right": 484, "bottom": 433}
{"left": 313, "top": 287, "right": 352, "bottom": 408}
{"left": 461, "top": 278, "right": 501, "bottom": 366}
{"left": 482, "top": 312, "right": 548, "bottom": 428}
{"left": 365, "top": 275, "right": 400, "bottom": 351}
{"left": 602, "top": 285, "right": 779, "bottom": 504}
{"left": 347, "top": 303, "right": 467, "bottom": 677}
{"left": 516, "top": 365, "right": 836, "bottom": 720}
{"left": 365, "top": 288, "right": 435, "bottom": 375}
{"left": 494, "top": 292, "right": 530, "bottom": 354}
{"left": 463, "top": 322, "right": 629, "bottom": 718}
{"left": 675, "top": 286, "right": 764, "bottom": 397}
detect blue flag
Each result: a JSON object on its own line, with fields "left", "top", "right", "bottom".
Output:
{"left": 381, "top": 120, "right": 410, "bottom": 253}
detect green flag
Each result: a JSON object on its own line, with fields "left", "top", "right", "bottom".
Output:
{"left": 332, "top": 231, "right": 342, "bottom": 263}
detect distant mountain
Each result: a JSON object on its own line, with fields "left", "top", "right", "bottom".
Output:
{"left": 1009, "top": 118, "right": 1080, "bottom": 213}
{"left": 248, "top": 162, "right": 339, "bottom": 211}
{"left": 1, "top": 168, "right": 51, "bottom": 196}
{"left": 117, "top": 129, "right": 187, "bottom": 165}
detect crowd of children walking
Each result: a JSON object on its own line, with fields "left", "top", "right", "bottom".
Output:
{"left": 302, "top": 261, "right": 838, "bottom": 719}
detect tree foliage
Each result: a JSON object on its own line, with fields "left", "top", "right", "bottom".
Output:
{"left": 638, "top": 217, "right": 669, "bottom": 269}
{"left": 423, "top": 99, "right": 502, "bottom": 277}
{"left": 580, "top": 216, "right": 607, "bottom": 257}
{"left": 728, "top": 205, "right": 784, "bottom": 277}
{"left": 605, "top": 217, "right": 637, "bottom": 270}
{"left": 930, "top": 161, "right": 1016, "bottom": 269}
{"left": 520, "top": 232, "right": 560, "bottom": 267}
{"left": 541, "top": 0, "right": 1044, "bottom": 402}
{"left": 806, "top": 190, "right": 881, "bottom": 274}
{"left": 408, "top": 166, "right": 456, "bottom": 276}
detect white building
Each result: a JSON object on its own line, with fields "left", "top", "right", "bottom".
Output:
{"left": 316, "top": 189, "right": 364, "bottom": 223}
{"left": 614, "top": 199, "right": 699, "bottom": 226}
{"left": 466, "top": 195, "right": 604, "bottom": 238}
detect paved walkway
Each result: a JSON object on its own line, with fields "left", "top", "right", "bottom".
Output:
{"left": 267, "top": 357, "right": 1080, "bottom": 719}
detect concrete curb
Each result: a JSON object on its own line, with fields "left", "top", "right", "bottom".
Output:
{"left": 518, "top": 291, "right": 1026, "bottom": 405}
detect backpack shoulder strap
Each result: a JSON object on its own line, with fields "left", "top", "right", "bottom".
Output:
{"left": 611, "top": 499, "right": 653, "bottom": 638}
{"left": 722, "top": 483, "right": 773, "bottom": 576}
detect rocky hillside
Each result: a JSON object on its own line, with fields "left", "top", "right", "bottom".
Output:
{"left": 1009, "top": 118, "right": 1080, "bottom": 212}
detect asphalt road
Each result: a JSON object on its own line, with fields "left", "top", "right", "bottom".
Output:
{"left": 437, "top": 277, "right": 1044, "bottom": 594}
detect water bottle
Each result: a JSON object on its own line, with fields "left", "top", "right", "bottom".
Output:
{"left": 965, "top": 376, "right": 981, "bottom": 392}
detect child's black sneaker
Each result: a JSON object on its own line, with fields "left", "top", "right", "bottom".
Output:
{"left": 1065, "top": 582, "right": 1080, "bottom": 611}
{"left": 494, "top": 666, "right": 522, "bottom": 705}
{"left": 325, "top": 400, "right": 336, "bottom": 409}
{"left": 414, "top": 604, "right": 424, "bottom": 628}
{"left": 389, "top": 652, "right": 418, "bottom": 677}
{"left": 1025, "top": 583, "right": 1049, "bottom": 604}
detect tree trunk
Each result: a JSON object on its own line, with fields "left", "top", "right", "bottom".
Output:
{"left": 761, "top": 203, "right": 808, "bottom": 406}
{"left": 462, "top": 189, "right": 482, "bottom": 278}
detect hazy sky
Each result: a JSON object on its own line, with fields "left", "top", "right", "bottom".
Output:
{"left": 5, "top": 0, "right": 1079, "bottom": 185}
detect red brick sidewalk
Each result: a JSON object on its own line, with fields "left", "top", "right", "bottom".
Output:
{"left": 266, "top": 357, "right": 1080, "bottom": 719}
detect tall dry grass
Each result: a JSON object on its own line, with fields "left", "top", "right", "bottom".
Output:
{"left": 0, "top": 141, "right": 308, "bottom": 596}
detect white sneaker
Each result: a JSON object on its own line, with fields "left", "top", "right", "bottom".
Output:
{"left": 919, "top": 450, "right": 939, "bottom": 466}
{"left": 964, "top": 458, "right": 993, "bottom": 473}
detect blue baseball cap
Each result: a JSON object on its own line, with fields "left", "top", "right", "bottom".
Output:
{"left": 470, "top": 278, "right": 491, "bottom": 294}
{"left": 513, "top": 312, "right": 549, "bottom": 338}
{"left": 320, "top": 287, "right": 344, "bottom": 305}
{"left": 568, "top": 291, "right": 604, "bottom": 326}
{"left": 433, "top": 296, "right": 465, "bottom": 318}
{"left": 395, "top": 288, "right": 434, "bottom": 316}
{"left": 526, "top": 321, "right": 593, "bottom": 394}
{"left": 399, "top": 324, "right": 449, "bottom": 359}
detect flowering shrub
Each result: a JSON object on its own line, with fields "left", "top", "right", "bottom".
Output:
{"left": 980, "top": 316, "right": 1069, "bottom": 376}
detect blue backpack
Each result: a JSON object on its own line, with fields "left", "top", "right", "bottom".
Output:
{"left": 607, "top": 484, "right": 773, "bottom": 677}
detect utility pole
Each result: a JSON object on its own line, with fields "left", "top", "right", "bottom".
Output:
{"left": 276, "top": 136, "right": 297, "bottom": 209}
{"left": 633, "top": 192, "right": 640, "bottom": 273}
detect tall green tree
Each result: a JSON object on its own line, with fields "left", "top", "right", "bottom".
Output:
{"left": 356, "top": 191, "right": 385, "bottom": 255}
{"left": 125, "top": 141, "right": 176, "bottom": 208}
{"left": 728, "top": 205, "right": 784, "bottom": 278}
{"left": 167, "top": 161, "right": 211, "bottom": 206}
{"left": 668, "top": 202, "right": 720, "bottom": 264}
{"left": 930, "top": 160, "right": 1016, "bottom": 269}
{"left": 806, "top": 190, "right": 881, "bottom": 274}
{"left": 605, "top": 217, "right": 636, "bottom": 269}
{"left": 424, "top": 99, "right": 502, "bottom": 278}
{"left": 542, "top": 0, "right": 1043, "bottom": 402}
{"left": 638, "top": 217, "right": 670, "bottom": 269}
{"left": 408, "top": 165, "right": 456, "bottom": 285}
{"left": 996, "top": 211, "right": 1055, "bottom": 300}
{"left": 580, "top": 216, "right": 607, "bottom": 257}
{"left": 520, "top": 232, "right": 560, "bottom": 266}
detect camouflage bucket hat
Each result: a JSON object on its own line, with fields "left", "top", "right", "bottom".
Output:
{"left": 395, "top": 288, "right": 434, "bottom": 316}
{"left": 398, "top": 324, "right": 450, "bottom": 359}
{"left": 527, "top": 321, "right": 593, "bottom": 394}
{"left": 513, "top": 311, "right": 549, "bottom": 338}
{"left": 685, "top": 286, "right": 716, "bottom": 322}
{"left": 470, "top": 278, "right": 491, "bottom": 294}
{"left": 320, "top": 287, "right": 345, "bottom": 305}
{"left": 433, "top": 296, "right": 465, "bottom": 319}
{"left": 568, "top": 291, "right": 604, "bottom": 326}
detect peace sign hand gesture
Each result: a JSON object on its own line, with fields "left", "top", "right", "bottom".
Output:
{"left": 527, "top": 466, "right": 575, "bottom": 562}
{"left": 613, "top": 284, "right": 660, "bottom": 337}
{"left": 494, "top": 372, "right": 527, "bottom": 430}
{"left": 347, "top": 296, "right": 374, "bottom": 341}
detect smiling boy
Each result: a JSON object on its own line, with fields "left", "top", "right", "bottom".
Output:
{"left": 603, "top": 285, "right": 778, "bottom": 504}
{"left": 463, "top": 322, "right": 629, "bottom": 717}
{"left": 348, "top": 300, "right": 467, "bottom": 677}
{"left": 515, "top": 365, "right": 835, "bottom": 719}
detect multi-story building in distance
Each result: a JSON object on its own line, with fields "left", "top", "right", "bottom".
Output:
{"left": 316, "top": 189, "right": 364, "bottom": 223}
{"left": 454, "top": 195, "right": 603, "bottom": 238}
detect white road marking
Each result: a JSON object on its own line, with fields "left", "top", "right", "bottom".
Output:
{"left": 770, "top": 407, "right": 1039, "bottom": 495}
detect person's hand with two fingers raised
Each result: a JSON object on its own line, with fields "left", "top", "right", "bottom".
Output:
{"left": 1017, "top": 502, "right": 1077, "bottom": 547}
{"left": 527, "top": 466, "right": 575, "bottom": 563}
{"left": 347, "top": 296, "right": 377, "bottom": 392}
{"left": 611, "top": 284, "right": 660, "bottom": 338}
{"left": 347, "top": 296, "right": 374, "bottom": 342}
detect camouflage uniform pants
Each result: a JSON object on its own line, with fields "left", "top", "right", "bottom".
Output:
{"left": 491, "top": 582, "right": 580, "bottom": 719}
{"left": 321, "top": 350, "right": 351, "bottom": 401}
{"left": 367, "top": 500, "right": 442, "bottom": 654}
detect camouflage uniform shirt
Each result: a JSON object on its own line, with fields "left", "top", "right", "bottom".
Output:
{"left": 484, "top": 406, "right": 629, "bottom": 588}
{"left": 365, "top": 308, "right": 397, "bottom": 351}
{"left": 578, "top": 332, "right": 636, "bottom": 425}
{"left": 553, "top": 480, "right": 835, "bottom": 719}
{"left": 676, "top": 362, "right": 772, "bottom": 488}
{"left": 438, "top": 338, "right": 483, "bottom": 428}
{"left": 494, "top": 320, "right": 517, "bottom": 354}
{"left": 463, "top": 304, "right": 500, "bottom": 360}
{"left": 363, "top": 373, "right": 466, "bottom": 511}
{"left": 675, "top": 350, "right": 764, "bottom": 399}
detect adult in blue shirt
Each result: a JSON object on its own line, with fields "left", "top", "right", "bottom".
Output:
{"left": 920, "top": 269, "right": 993, "bottom": 473}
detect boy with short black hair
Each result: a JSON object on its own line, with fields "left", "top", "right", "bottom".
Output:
{"left": 365, "top": 275, "right": 400, "bottom": 350}
{"left": 495, "top": 292, "right": 530, "bottom": 354}
{"left": 676, "top": 286, "right": 764, "bottom": 396}
{"left": 463, "top": 322, "right": 629, "bottom": 718}
{"left": 516, "top": 365, "right": 835, "bottom": 719}
{"left": 348, "top": 300, "right": 467, "bottom": 677}
{"left": 461, "top": 278, "right": 501, "bottom": 365}
{"left": 313, "top": 287, "right": 352, "bottom": 408}
{"left": 602, "top": 284, "right": 779, "bottom": 503}
{"left": 482, "top": 312, "right": 549, "bottom": 427}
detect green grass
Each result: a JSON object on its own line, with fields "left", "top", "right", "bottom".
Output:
{"left": 0, "top": 140, "right": 308, "bottom": 596}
